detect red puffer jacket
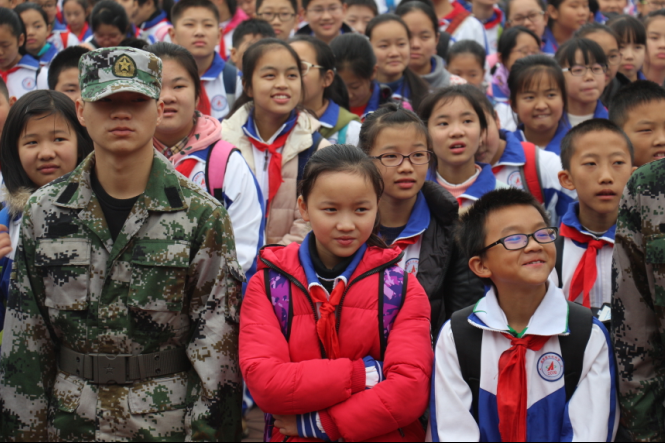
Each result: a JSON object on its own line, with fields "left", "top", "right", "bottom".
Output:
{"left": 240, "top": 242, "right": 433, "bottom": 442}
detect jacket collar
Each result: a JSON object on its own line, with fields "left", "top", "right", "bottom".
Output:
{"left": 38, "top": 43, "right": 58, "bottom": 65}
{"left": 54, "top": 150, "right": 188, "bottom": 213}
{"left": 593, "top": 100, "right": 609, "bottom": 119}
{"left": 460, "top": 163, "right": 501, "bottom": 201}
{"left": 542, "top": 26, "right": 558, "bottom": 54}
{"left": 469, "top": 283, "right": 570, "bottom": 336}
{"left": 561, "top": 202, "right": 616, "bottom": 243}
{"left": 16, "top": 54, "right": 40, "bottom": 71}
{"left": 391, "top": 192, "right": 431, "bottom": 243}
{"left": 141, "top": 10, "right": 168, "bottom": 30}
{"left": 363, "top": 82, "right": 383, "bottom": 118}
{"left": 201, "top": 52, "right": 225, "bottom": 81}
{"left": 242, "top": 109, "right": 298, "bottom": 143}
{"left": 298, "top": 232, "right": 367, "bottom": 291}
{"left": 496, "top": 130, "right": 526, "bottom": 167}
{"left": 515, "top": 119, "right": 570, "bottom": 155}
{"left": 318, "top": 100, "right": 340, "bottom": 128}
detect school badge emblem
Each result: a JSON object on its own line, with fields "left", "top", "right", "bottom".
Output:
{"left": 113, "top": 55, "right": 137, "bottom": 78}
{"left": 537, "top": 352, "right": 564, "bottom": 382}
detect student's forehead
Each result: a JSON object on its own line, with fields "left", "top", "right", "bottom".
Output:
{"left": 485, "top": 205, "right": 547, "bottom": 234}
{"left": 572, "top": 131, "right": 630, "bottom": 156}
{"left": 179, "top": 6, "right": 218, "bottom": 19}
{"left": 625, "top": 100, "right": 665, "bottom": 123}
{"left": 307, "top": 0, "right": 343, "bottom": 7}
{"left": 259, "top": 0, "right": 294, "bottom": 9}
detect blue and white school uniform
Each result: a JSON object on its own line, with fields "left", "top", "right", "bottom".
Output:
{"left": 138, "top": 10, "right": 171, "bottom": 44}
{"left": 542, "top": 27, "right": 559, "bottom": 56}
{"left": 318, "top": 100, "right": 361, "bottom": 146}
{"left": 375, "top": 0, "right": 404, "bottom": 13}
{"left": 512, "top": 119, "right": 571, "bottom": 156}
{"left": 385, "top": 192, "right": 429, "bottom": 274}
{"left": 428, "top": 283, "right": 619, "bottom": 442}
{"left": 357, "top": 82, "right": 385, "bottom": 120}
{"left": 48, "top": 30, "right": 79, "bottom": 52}
{"left": 2, "top": 55, "right": 39, "bottom": 99}
{"left": 494, "top": 130, "right": 576, "bottom": 224}
{"left": 448, "top": 163, "right": 508, "bottom": 210}
{"left": 567, "top": 100, "right": 609, "bottom": 127}
{"left": 559, "top": 203, "right": 614, "bottom": 309}
{"left": 35, "top": 43, "right": 60, "bottom": 90}
{"left": 381, "top": 77, "right": 413, "bottom": 108}
{"left": 202, "top": 53, "right": 243, "bottom": 121}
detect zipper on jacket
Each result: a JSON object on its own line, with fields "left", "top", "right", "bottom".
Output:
{"left": 260, "top": 257, "right": 328, "bottom": 358}
{"left": 335, "top": 253, "right": 404, "bottom": 334}
{"left": 264, "top": 151, "right": 269, "bottom": 171}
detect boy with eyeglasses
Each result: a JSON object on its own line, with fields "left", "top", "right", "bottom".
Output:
{"left": 428, "top": 187, "right": 618, "bottom": 442}
{"left": 169, "top": 0, "right": 242, "bottom": 120}
{"left": 255, "top": 0, "right": 297, "bottom": 40}
{"left": 556, "top": 119, "right": 634, "bottom": 323}
{"left": 296, "top": 0, "right": 353, "bottom": 44}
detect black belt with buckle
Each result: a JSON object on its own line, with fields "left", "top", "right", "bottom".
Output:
{"left": 58, "top": 346, "right": 191, "bottom": 384}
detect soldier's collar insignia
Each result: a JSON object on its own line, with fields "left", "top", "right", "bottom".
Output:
{"left": 113, "top": 55, "right": 137, "bottom": 78}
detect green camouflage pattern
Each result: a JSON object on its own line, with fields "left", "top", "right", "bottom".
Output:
{"left": 0, "top": 151, "right": 244, "bottom": 441}
{"left": 79, "top": 47, "right": 162, "bottom": 102}
{"left": 613, "top": 158, "right": 665, "bottom": 442}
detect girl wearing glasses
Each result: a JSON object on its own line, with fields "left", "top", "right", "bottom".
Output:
{"left": 576, "top": 23, "right": 628, "bottom": 107}
{"left": 255, "top": 0, "right": 298, "bottom": 41}
{"left": 359, "top": 103, "right": 484, "bottom": 336}
{"left": 290, "top": 36, "right": 361, "bottom": 146}
{"left": 505, "top": 0, "right": 552, "bottom": 54}
{"left": 222, "top": 38, "right": 331, "bottom": 245}
{"left": 555, "top": 38, "right": 609, "bottom": 127}
{"left": 418, "top": 85, "right": 509, "bottom": 213}
{"left": 295, "top": 0, "right": 352, "bottom": 44}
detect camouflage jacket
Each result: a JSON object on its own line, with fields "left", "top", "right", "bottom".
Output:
{"left": 613, "top": 159, "right": 665, "bottom": 442}
{"left": 0, "top": 151, "right": 244, "bottom": 441}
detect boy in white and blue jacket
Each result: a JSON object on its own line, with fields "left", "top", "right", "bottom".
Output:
{"left": 557, "top": 119, "right": 634, "bottom": 314}
{"left": 428, "top": 187, "right": 618, "bottom": 442}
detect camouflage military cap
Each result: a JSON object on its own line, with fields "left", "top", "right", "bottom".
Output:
{"left": 79, "top": 47, "right": 162, "bottom": 102}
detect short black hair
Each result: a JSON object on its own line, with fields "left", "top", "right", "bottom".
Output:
{"left": 575, "top": 22, "right": 620, "bottom": 46}
{"left": 47, "top": 46, "right": 90, "bottom": 90}
{"left": 609, "top": 80, "right": 665, "bottom": 128}
{"left": 302, "top": 0, "right": 342, "bottom": 10}
{"left": 446, "top": 39, "right": 486, "bottom": 69}
{"left": 607, "top": 14, "right": 646, "bottom": 46}
{"left": 555, "top": 37, "right": 608, "bottom": 68}
{"left": 457, "top": 188, "right": 551, "bottom": 263}
{"left": 497, "top": 26, "right": 540, "bottom": 66}
{"left": 90, "top": 0, "right": 129, "bottom": 33}
{"left": 119, "top": 37, "right": 149, "bottom": 49}
{"left": 171, "top": 0, "right": 219, "bottom": 25}
{"left": 345, "top": 0, "right": 377, "bottom": 15}
{"left": 559, "top": 118, "right": 634, "bottom": 170}
{"left": 255, "top": 0, "right": 297, "bottom": 14}
{"left": 232, "top": 18, "right": 275, "bottom": 48}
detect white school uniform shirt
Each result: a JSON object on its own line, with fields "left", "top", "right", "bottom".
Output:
{"left": 48, "top": 31, "right": 80, "bottom": 52}
{"left": 558, "top": 202, "right": 614, "bottom": 309}
{"left": 138, "top": 11, "right": 171, "bottom": 43}
{"left": 201, "top": 53, "right": 243, "bottom": 121}
{"left": 439, "top": 9, "right": 488, "bottom": 53}
{"left": 428, "top": 283, "right": 619, "bottom": 442}
{"left": 4, "top": 55, "right": 39, "bottom": 99}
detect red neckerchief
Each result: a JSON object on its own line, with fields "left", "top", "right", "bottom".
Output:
{"left": 197, "top": 80, "right": 212, "bottom": 116}
{"left": 248, "top": 121, "right": 298, "bottom": 209}
{"left": 218, "top": 26, "right": 234, "bottom": 61}
{"left": 498, "top": 333, "right": 551, "bottom": 442}
{"left": 391, "top": 235, "right": 419, "bottom": 252}
{"left": 0, "top": 65, "right": 21, "bottom": 84}
{"left": 559, "top": 223, "right": 612, "bottom": 308}
{"left": 483, "top": 8, "right": 503, "bottom": 30}
{"left": 68, "top": 22, "right": 89, "bottom": 42}
{"left": 309, "top": 283, "right": 346, "bottom": 359}
{"left": 439, "top": 1, "right": 470, "bottom": 26}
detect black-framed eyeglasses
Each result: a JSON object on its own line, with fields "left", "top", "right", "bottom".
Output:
{"left": 257, "top": 11, "right": 296, "bottom": 21}
{"left": 480, "top": 227, "right": 559, "bottom": 254}
{"left": 370, "top": 151, "right": 432, "bottom": 167}
{"left": 562, "top": 64, "right": 608, "bottom": 76}
{"left": 507, "top": 11, "right": 545, "bottom": 25}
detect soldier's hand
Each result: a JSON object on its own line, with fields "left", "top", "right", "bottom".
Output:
{"left": 273, "top": 414, "right": 298, "bottom": 436}
{"left": 0, "top": 224, "right": 12, "bottom": 260}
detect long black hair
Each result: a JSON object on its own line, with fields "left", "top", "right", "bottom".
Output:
{"left": 330, "top": 33, "right": 376, "bottom": 81}
{"left": 228, "top": 38, "right": 304, "bottom": 117}
{"left": 497, "top": 26, "right": 541, "bottom": 66}
{"left": 395, "top": 0, "right": 439, "bottom": 36}
{"left": 147, "top": 42, "right": 201, "bottom": 100}
{"left": 298, "top": 143, "right": 387, "bottom": 248}
{"left": 555, "top": 37, "right": 608, "bottom": 68}
{"left": 0, "top": 7, "right": 26, "bottom": 55}
{"left": 365, "top": 14, "right": 429, "bottom": 112}
{"left": 15, "top": 3, "right": 50, "bottom": 29}
{"left": 0, "top": 90, "right": 93, "bottom": 194}
{"left": 290, "top": 35, "right": 350, "bottom": 110}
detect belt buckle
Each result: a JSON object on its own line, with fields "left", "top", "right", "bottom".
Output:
{"left": 93, "top": 354, "right": 132, "bottom": 385}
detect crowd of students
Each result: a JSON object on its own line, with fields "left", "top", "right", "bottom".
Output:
{"left": 0, "top": 0, "right": 662, "bottom": 440}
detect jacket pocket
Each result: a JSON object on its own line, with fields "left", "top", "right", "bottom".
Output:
{"left": 36, "top": 238, "right": 91, "bottom": 310}
{"left": 646, "top": 235, "right": 665, "bottom": 306}
{"left": 128, "top": 240, "right": 190, "bottom": 312}
{"left": 52, "top": 371, "right": 84, "bottom": 413}
{"left": 128, "top": 372, "right": 188, "bottom": 414}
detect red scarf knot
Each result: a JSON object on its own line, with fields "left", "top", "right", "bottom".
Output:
{"left": 309, "top": 282, "right": 346, "bottom": 360}
{"left": 559, "top": 223, "right": 612, "bottom": 308}
{"left": 497, "top": 333, "right": 551, "bottom": 442}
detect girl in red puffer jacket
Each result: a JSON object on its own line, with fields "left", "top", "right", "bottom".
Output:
{"left": 239, "top": 144, "right": 433, "bottom": 442}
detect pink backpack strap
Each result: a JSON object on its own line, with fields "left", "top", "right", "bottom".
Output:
{"left": 205, "top": 140, "right": 238, "bottom": 201}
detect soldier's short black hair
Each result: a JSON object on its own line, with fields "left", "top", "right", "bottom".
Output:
{"left": 232, "top": 18, "right": 275, "bottom": 48}
{"left": 171, "top": 0, "right": 220, "bottom": 25}
{"left": 47, "top": 46, "right": 90, "bottom": 90}
{"left": 560, "top": 119, "right": 634, "bottom": 171}
{"left": 609, "top": 80, "right": 665, "bottom": 128}
{"left": 457, "top": 188, "right": 550, "bottom": 263}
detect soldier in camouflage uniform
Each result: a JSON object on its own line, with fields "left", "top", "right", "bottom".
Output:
{"left": 0, "top": 47, "right": 244, "bottom": 441}
{"left": 613, "top": 159, "right": 665, "bottom": 442}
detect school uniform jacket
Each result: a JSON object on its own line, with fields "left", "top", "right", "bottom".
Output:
{"left": 454, "top": 163, "right": 509, "bottom": 210}
{"left": 202, "top": 53, "right": 242, "bottom": 121}
{"left": 317, "top": 100, "right": 361, "bottom": 146}
{"left": 2, "top": 54, "right": 39, "bottom": 99}
{"left": 428, "top": 283, "right": 619, "bottom": 442}
{"left": 438, "top": 1, "right": 488, "bottom": 53}
{"left": 559, "top": 202, "right": 614, "bottom": 309}
{"left": 512, "top": 119, "right": 571, "bottom": 156}
{"left": 493, "top": 130, "right": 576, "bottom": 225}
{"left": 138, "top": 10, "right": 171, "bottom": 43}
{"left": 35, "top": 43, "right": 60, "bottom": 90}
{"left": 387, "top": 182, "right": 485, "bottom": 335}
{"left": 240, "top": 241, "right": 433, "bottom": 442}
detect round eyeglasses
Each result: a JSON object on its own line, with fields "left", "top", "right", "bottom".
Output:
{"left": 480, "top": 227, "right": 559, "bottom": 254}
{"left": 370, "top": 151, "right": 432, "bottom": 167}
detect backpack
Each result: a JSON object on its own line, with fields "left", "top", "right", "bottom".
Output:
{"left": 519, "top": 142, "right": 545, "bottom": 204}
{"left": 449, "top": 301, "right": 593, "bottom": 420}
{"left": 262, "top": 262, "right": 408, "bottom": 441}
{"left": 186, "top": 140, "right": 239, "bottom": 204}
{"left": 223, "top": 62, "right": 238, "bottom": 111}
{"left": 555, "top": 234, "right": 565, "bottom": 289}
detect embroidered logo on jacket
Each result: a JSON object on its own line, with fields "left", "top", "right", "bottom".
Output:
{"left": 537, "top": 352, "right": 564, "bottom": 382}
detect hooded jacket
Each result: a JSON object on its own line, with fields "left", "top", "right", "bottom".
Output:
{"left": 421, "top": 55, "right": 466, "bottom": 90}
{"left": 240, "top": 242, "right": 433, "bottom": 442}
{"left": 221, "top": 104, "right": 330, "bottom": 245}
